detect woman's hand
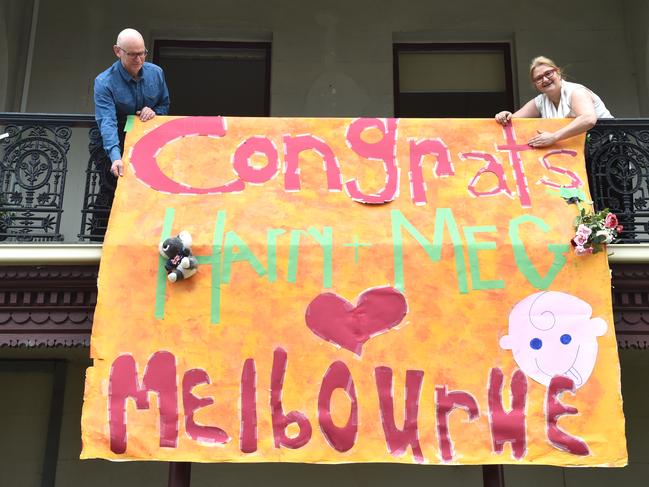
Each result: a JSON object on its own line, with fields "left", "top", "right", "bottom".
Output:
{"left": 495, "top": 111, "right": 512, "bottom": 125}
{"left": 527, "top": 130, "right": 558, "bottom": 147}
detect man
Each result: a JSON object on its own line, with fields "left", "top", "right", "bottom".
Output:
{"left": 94, "top": 28, "right": 170, "bottom": 177}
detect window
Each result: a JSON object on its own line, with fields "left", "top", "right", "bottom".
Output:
{"left": 153, "top": 40, "right": 271, "bottom": 116}
{"left": 394, "top": 43, "right": 514, "bottom": 118}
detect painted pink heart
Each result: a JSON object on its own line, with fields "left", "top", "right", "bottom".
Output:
{"left": 305, "top": 286, "right": 408, "bottom": 355}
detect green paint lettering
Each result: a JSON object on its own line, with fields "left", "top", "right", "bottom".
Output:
{"left": 266, "top": 229, "right": 286, "bottom": 282}
{"left": 287, "top": 230, "right": 303, "bottom": 283}
{"left": 509, "top": 215, "right": 569, "bottom": 289}
{"left": 463, "top": 226, "right": 504, "bottom": 290}
{"left": 308, "top": 227, "right": 333, "bottom": 288}
{"left": 154, "top": 207, "right": 176, "bottom": 320}
{"left": 391, "top": 209, "right": 468, "bottom": 293}
{"left": 222, "top": 231, "right": 267, "bottom": 284}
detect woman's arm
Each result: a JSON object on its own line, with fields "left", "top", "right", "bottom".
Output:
{"left": 527, "top": 89, "right": 597, "bottom": 147}
{"left": 494, "top": 99, "right": 540, "bottom": 125}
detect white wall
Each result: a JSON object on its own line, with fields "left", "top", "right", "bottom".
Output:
{"left": 0, "top": 0, "right": 34, "bottom": 111}
{"left": 16, "top": 0, "right": 642, "bottom": 117}
{"left": 622, "top": 0, "right": 649, "bottom": 116}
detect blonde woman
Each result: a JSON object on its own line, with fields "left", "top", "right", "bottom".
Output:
{"left": 495, "top": 56, "right": 612, "bottom": 147}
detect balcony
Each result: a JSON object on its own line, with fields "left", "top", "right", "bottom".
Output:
{"left": 1, "top": 113, "right": 649, "bottom": 348}
{"left": 1, "top": 113, "right": 648, "bottom": 245}
{"left": 0, "top": 113, "right": 112, "bottom": 244}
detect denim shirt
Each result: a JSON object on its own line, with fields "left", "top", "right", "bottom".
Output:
{"left": 94, "top": 60, "right": 170, "bottom": 162}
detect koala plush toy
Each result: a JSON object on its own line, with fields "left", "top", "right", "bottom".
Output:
{"left": 159, "top": 231, "right": 199, "bottom": 282}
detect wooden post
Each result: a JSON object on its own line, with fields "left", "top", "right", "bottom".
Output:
{"left": 168, "top": 462, "right": 191, "bottom": 487}
{"left": 482, "top": 465, "right": 505, "bottom": 487}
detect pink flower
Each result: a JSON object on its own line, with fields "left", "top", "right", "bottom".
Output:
{"left": 604, "top": 213, "right": 618, "bottom": 229}
{"left": 572, "top": 234, "right": 588, "bottom": 247}
{"left": 616, "top": 225, "right": 624, "bottom": 233}
{"left": 576, "top": 224, "right": 592, "bottom": 239}
{"left": 574, "top": 245, "right": 594, "bottom": 256}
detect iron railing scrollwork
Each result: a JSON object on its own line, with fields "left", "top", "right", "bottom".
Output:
{"left": 78, "top": 126, "right": 117, "bottom": 241}
{"left": 585, "top": 119, "right": 649, "bottom": 243}
{"left": 3, "top": 114, "right": 649, "bottom": 244}
{"left": 0, "top": 122, "right": 71, "bottom": 241}
{"left": 0, "top": 113, "right": 117, "bottom": 243}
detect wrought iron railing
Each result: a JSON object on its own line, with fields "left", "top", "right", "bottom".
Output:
{"left": 2, "top": 114, "right": 649, "bottom": 243}
{"left": 0, "top": 113, "right": 116, "bottom": 242}
{"left": 82, "top": 125, "right": 116, "bottom": 241}
{"left": 585, "top": 119, "right": 649, "bottom": 243}
{"left": 0, "top": 114, "right": 77, "bottom": 242}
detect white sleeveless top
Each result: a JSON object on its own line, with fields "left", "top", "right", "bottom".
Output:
{"left": 534, "top": 80, "right": 612, "bottom": 119}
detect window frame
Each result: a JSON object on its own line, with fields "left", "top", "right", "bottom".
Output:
{"left": 393, "top": 42, "right": 515, "bottom": 117}
{"left": 152, "top": 39, "right": 272, "bottom": 116}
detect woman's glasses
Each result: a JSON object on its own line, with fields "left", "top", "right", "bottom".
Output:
{"left": 533, "top": 69, "right": 557, "bottom": 85}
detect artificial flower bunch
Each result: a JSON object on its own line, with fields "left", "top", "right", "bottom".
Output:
{"left": 571, "top": 208, "right": 622, "bottom": 255}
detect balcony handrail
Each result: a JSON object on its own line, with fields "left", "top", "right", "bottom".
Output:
{"left": 589, "top": 118, "right": 649, "bottom": 127}
{"left": 0, "top": 112, "right": 96, "bottom": 125}
{"left": 3, "top": 113, "right": 649, "bottom": 126}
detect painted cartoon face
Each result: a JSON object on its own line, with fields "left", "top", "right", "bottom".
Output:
{"left": 500, "top": 291, "right": 607, "bottom": 388}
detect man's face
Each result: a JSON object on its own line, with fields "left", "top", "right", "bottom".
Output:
{"left": 113, "top": 35, "right": 146, "bottom": 78}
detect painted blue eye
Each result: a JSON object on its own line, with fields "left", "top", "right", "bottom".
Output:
{"left": 560, "top": 334, "right": 572, "bottom": 345}
{"left": 530, "top": 338, "right": 542, "bottom": 350}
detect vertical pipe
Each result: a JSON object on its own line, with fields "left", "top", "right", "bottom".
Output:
{"left": 482, "top": 465, "right": 505, "bottom": 487}
{"left": 20, "top": 0, "right": 40, "bottom": 112}
{"left": 168, "top": 462, "right": 192, "bottom": 487}
{"left": 41, "top": 360, "right": 67, "bottom": 487}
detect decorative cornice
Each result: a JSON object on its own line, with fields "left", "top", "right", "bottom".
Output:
{"left": 611, "top": 263, "right": 649, "bottom": 349}
{"left": 0, "top": 335, "right": 90, "bottom": 347}
{"left": 0, "top": 265, "right": 98, "bottom": 347}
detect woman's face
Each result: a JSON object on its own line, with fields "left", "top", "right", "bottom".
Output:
{"left": 531, "top": 64, "right": 561, "bottom": 93}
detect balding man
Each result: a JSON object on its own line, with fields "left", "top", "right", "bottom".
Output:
{"left": 94, "top": 28, "right": 170, "bottom": 177}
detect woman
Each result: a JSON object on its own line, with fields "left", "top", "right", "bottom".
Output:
{"left": 495, "top": 56, "right": 612, "bottom": 147}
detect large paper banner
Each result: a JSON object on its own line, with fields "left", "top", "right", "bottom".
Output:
{"left": 81, "top": 117, "right": 627, "bottom": 466}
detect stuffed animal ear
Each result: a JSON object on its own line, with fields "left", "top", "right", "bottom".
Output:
{"left": 178, "top": 231, "right": 193, "bottom": 248}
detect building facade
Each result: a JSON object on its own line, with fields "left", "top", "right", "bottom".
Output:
{"left": 1, "top": 1, "right": 649, "bottom": 486}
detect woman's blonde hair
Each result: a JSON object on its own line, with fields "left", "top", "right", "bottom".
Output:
{"left": 529, "top": 56, "right": 562, "bottom": 79}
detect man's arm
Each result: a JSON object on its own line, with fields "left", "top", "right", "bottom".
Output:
{"left": 94, "top": 78, "right": 121, "bottom": 162}
{"left": 94, "top": 78, "right": 124, "bottom": 176}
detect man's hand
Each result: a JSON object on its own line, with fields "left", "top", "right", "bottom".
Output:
{"left": 136, "top": 106, "right": 156, "bottom": 122}
{"left": 528, "top": 130, "right": 558, "bottom": 148}
{"left": 111, "top": 159, "right": 124, "bottom": 177}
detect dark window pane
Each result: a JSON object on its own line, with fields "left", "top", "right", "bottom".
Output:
{"left": 154, "top": 42, "right": 270, "bottom": 117}
{"left": 394, "top": 43, "right": 514, "bottom": 118}
{"left": 398, "top": 92, "right": 511, "bottom": 118}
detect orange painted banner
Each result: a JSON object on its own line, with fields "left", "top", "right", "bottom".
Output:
{"left": 81, "top": 117, "right": 627, "bottom": 466}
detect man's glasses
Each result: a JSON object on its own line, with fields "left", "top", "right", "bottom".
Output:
{"left": 533, "top": 69, "right": 557, "bottom": 85}
{"left": 117, "top": 46, "right": 149, "bottom": 59}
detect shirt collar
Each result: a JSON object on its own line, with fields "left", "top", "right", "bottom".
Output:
{"left": 116, "top": 60, "right": 145, "bottom": 82}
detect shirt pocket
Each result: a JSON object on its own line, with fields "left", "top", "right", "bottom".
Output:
{"left": 114, "top": 89, "right": 134, "bottom": 114}
{"left": 143, "top": 81, "right": 160, "bottom": 108}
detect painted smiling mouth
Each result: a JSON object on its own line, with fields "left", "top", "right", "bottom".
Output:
{"left": 535, "top": 345, "right": 582, "bottom": 386}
